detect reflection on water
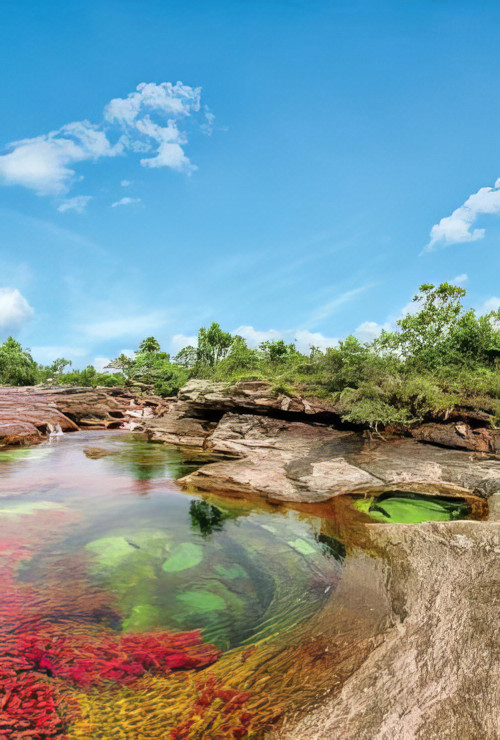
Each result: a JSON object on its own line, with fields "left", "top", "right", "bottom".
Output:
{"left": 0, "top": 431, "right": 387, "bottom": 738}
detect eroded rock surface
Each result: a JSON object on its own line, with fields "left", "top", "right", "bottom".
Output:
{"left": 277, "top": 517, "right": 500, "bottom": 740}
{"left": 0, "top": 386, "right": 161, "bottom": 446}
{"left": 145, "top": 381, "right": 500, "bottom": 503}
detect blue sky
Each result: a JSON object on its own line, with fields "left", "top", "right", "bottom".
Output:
{"left": 1, "top": 0, "right": 499, "bottom": 368}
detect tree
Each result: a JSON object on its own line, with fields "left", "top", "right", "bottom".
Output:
{"left": 106, "top": 353, "right": 135, "bottom": 381}
{"left": 138, "top": 337, "right": 161, "bottom": 354}
{"left": 174, "top": 345, "right": 198, "bottom": 369}
{"left": 0, "top": 338, "right": 37, "bottom": 386}
{"left": 259, "top": 339, "right": 297, "bottom": 363}
{"left": 378, "top": 283, "right": 467, "bottom": 369}
{"left": 197, "top": 323, "right": 233, "bottom": 366}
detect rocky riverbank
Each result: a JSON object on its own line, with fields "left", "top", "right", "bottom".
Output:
{"left": 1, "top": 380, "right": 498, "bottom": 739}
{"left": 140, "top": 379, "right": 499, "bottom": 739}
{"left": 143, "top": 380, "right": 500, "bottom": 504}
{"left": 0, "top": 386, "right": 163, "bottom": 446}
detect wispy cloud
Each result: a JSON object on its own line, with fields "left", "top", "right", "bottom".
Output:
{"left": 0, "top": 287, "right": 34, "bottom": 336}
{"left": 478, "top": 296, "right": 500, "bottom": 315}
{"left": 120, "top": 180, "right": 132, "bottom": 187}
{"left": 111, "top": 196, "right": 142, "bottom": 208}
{"left": 307, "top": 284, "right": 373, "bottom": 327}
{"left": 0, "top": 82, "right": 213, "bottom": 198}
{"left": 57, "top": 195, "right": 92, "bottom": 213}
{"left": 30, "top": 345, "right": 88, "bottom": 364}
{"left": 424, "top": 178, "right": 500, "bottom": 252}
{"left": 78, "top": 311, "right": 169, "bottom": 340}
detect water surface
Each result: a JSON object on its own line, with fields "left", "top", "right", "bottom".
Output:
{"left": 0, "top": 431, "right": 475, "bottom": 738}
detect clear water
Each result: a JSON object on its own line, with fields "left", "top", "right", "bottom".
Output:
{"left": 1, "top": 431, "right": 478, "bottom": 737}
{"left": 0, "top": 432, "right": 344, "bottom": 651}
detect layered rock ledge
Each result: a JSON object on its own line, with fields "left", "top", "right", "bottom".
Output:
{"left": 0, "top": 386, "right": 162, "bottom": 446}
{"left": 144, "top": 380, "right": 500, "bottom": 504}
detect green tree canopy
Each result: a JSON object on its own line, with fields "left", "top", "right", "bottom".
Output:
{"left": 0, "top": 338, "right": 37, "bottom": 386}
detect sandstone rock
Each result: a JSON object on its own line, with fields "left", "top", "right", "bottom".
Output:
{"left": 410, "top": 421, "right": 499, "bottom": 453}
{"left": 279, "top": 519, "right": 500, "bottom": 740}
{"left": 176, "top": 413, "right": 500, "bottom": 503}
{"left": 177, "top": 379, "right": 343, "bottom": 421}
{"left": 0, "top": 386, "right": 160, "bottom": 446}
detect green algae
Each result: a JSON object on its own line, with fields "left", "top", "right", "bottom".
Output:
{"left": 85, "top": 536, "right": 137, "bottom": 569}
{"left": 162, "top": 543, "right": 203, "bottom": 573}
{"left": 215, "top": 564, "right": 249, "bottom": 580}
{"left": 176, "top": 589, "right": 227, "bottom": 613}
{"left": 287, "top": 537, "right": 317, "bottom": 556}
{"left": 354, "top": 493, "right": 469, "bottom": 523}
{"left": 122, "top": 603, "right": 162, "bottom": 632}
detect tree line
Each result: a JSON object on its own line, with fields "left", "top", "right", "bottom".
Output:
{"left": 1, "top": 283, "right": 499, "bottom": 429}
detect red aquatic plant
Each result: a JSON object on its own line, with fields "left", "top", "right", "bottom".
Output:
{"left": 0, "top": 509, "right": 221, "bottom": 739}
{"left": 21, "top": 628, "right": 220, "bottom": 688}
{"left": 169, "top": 676, "right": 255, "bottom": 740}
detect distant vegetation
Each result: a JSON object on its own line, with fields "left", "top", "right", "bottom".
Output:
{"left": 2, "top": 283, "right": 499, "bottom": 430}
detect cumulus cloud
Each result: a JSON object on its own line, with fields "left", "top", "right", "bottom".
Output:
{"left": 233, "top": 326, "right": 282, "bottom": 347}
{"left": 355, "top": 320, "right": 391, "bottom": 343}
{"left": 0, "top": 287, "right": 34, "bottom": 335}
{"left": 0, "top": 122, "right": 121, "bottom": 195}
{"left": 171, "top": 334, "right": 197, "bottom": 353}
{"left": 57, "top": 195, "right": 92, "bottom": 213}
{"left": 93, "top": 357, "right": 111, "bottom": 372}
{"left": 111, "top": 196, "right": 141, "bottom": 207}
{"left": 425, "top": 180, "right": 500, "bottom": 252}
{"left": 0, "top": 82, "right": 212, "bottom": 198}
{"left": 477, "top": 296, "right": 500, "bottom": 315}
{"left": 293, "top": 329, "right": 338, "bottom": 352}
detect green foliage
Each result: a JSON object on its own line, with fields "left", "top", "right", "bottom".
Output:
{"left": 0, "top": 337, "right": 37, "bottom": 385}
{"left": 2, "top": 282, "right": 499, "bottom": 430}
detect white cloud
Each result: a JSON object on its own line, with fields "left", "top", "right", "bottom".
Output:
{"left": 425, "top": 181, "right": 500, "bottom": 251}
{"left": 120, "top": 179, "right": 132, "bottom": 187}
{"left": 0, "top": 122, "right": 120, "bottom": 195}
{"left": 93, "top": 357, "right": 111, "bottom": 372}
{"left": 0, "top": 82, "right": 212, "bottom": 198}
{"left": 233, "top": 325, "right": 338, "bottom": 353}
{"left": 233, "top": 325, "right": 282, "bottom": 347}
{"left": 105, "top": 82, "right": 201, "bottom": 124}
{"left": 171, "top": 333, "right": 197, "bottom": 353}
{"left": 30, "top": 346, "right": 87, "bottom": 364}
{"left": 293, "top": 329, "right": 338, "bottom": 352}
{"left": 355, "top": 320, "right": 391, "bottom": 343}
{"left": 451, "top": 273, "right": 468, "bottom": 286}
{"left": 57, "top": 195, "right": 92, "bottom": 213}
{"left": 307, "top": 285, "right": 373, "bottom": 326}
{"left": 111, "top": 196, "right": 142, "bottom": 207}
{"left": 0, "top": 287, "right": 34, "bottom": 335}
{"left": 78, "top": 311, "right": 168, "bottom": 340}
{"left": 477, "top": 296, "right": 500, "bottom": 315}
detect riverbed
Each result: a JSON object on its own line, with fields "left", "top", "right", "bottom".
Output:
{"left": 0, "top": 431, "right": 487, "bottom": 738}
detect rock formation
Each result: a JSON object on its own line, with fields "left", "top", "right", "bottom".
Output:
{"left": 0, "top": 386, "right": 163, "bottom": 446}
{"left": 144, "top": 380, "right": 500, "bottom": 504}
